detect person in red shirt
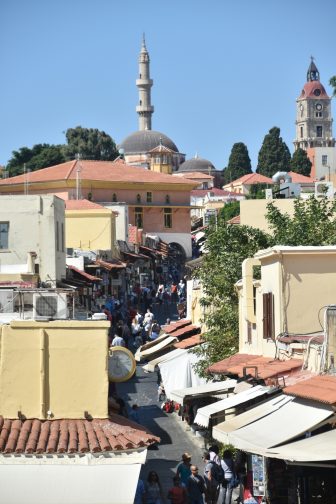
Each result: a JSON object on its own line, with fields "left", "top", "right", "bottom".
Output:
{"left": 167, "top": 476, "right": 188, "bottom": 504}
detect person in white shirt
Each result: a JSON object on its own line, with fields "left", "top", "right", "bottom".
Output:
{"left": 111, "top": 334, "right": 126, "bottom": 347}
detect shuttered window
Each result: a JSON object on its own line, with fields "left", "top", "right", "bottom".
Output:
{"left": 263, "top": 292, "right": 274, "bottom": 339}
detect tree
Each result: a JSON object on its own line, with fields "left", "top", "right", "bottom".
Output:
{"left": 290, "top": 148, "right": 312, "bottom": 176}
{"left": 330, "top": 76, "right": 336, "bottom": 97}
{"left": 256, "top": 127, "right": 291, "bottom": 178}
{"left": 219, "top": 201, "right": 240, "bottom": 222}
{"left": 222, "top": 143, "right": 252, "bottom": 184}
{"left": 7, "top": 144, "right": 65, "bottom": 176}
{"left": 193, "top": 217, "right": 270, "bottom": 375}
{"left": 65, "top": 127, "right": 118, "bottom": 161}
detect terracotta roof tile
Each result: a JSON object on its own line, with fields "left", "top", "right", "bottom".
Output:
{"left": 284, "top": 375, "right": 336, "bottom": 404}
{"left": 163, "top": 319, "right": 192, "bottom": 334}
{"left": 278, "top": 333, "right": 324, "bottom": 344}
{"left": 191, "top": 188, "right": 240, "bottom": 197}
{"left": 174, "top": 334, "right": 204, "bottom": 349}
{"left": 227, "top": 173, "right": 273, "bottom": 185}
{"left": 174, "top": 172, "right": 214, "bottom": 180}
{"left": 287, "top": 171, "right": 315, "bottom": 184}
{"left": 0, "top": 415, "right": 160, "bottom": 455}
{"left": 227, "top": 215, "right": 240, "bottom": 224}
{"left": 94, "top": 259, "right": 126, "bottom": 270}
{"left": 172, "top": 324, "right": 200, "bottom": 339}
{"left": 67, "top": 265, "right": 102, "bottom": 282}
{"left": 65, "top": 199, "right": 107, "bottom": 210}
{"left": 0, "top": 159, "right": 197, "bottom": 187}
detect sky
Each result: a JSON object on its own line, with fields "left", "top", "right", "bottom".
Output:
{"left": 1, "top": 0, "right": 336, "bottom": 171}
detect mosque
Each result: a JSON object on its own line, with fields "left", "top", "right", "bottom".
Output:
{"left": 119, "top": 37, "right": 218, "bottom": 180}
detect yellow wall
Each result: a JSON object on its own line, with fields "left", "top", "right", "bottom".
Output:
{"left": 240, "top": 199, "right": 295, "bottom": 233}
{"left": 65, "top": 209, "right": 117, "bottom": 254}
{"left": 0, "top": 320, "right": 110, "bottom": 419}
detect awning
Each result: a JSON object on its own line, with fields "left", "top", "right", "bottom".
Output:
{"left": 212, "top": 394, "right": 292, "bottom": 444}
{"left": 163, "top": 319, "right": 192, "bottom": 334}
{"left": 159, "top": 349, "right": 207, "bottom": 399}
{"left": 67, "top": 265, "right": 101, "bottom": 282}
{"left": 169, "top": 379, "right": 237, "bottom": 404}
{"left": 223, "top": 397, "right": 334, "bottom": 455}
{"left": 173, "top": 334, "right": 203, "bottom": 349}
{"left": 135, "top": 336, "right": 177, "bottom": 362}
{"left": 143, "top": 348, "right": 184, "bottom": 372}
{"left": 194, "top": 385, "right": 270, "bottom": 428}
{"left": 264, "top": 429, "right": 336, "bottom": 462}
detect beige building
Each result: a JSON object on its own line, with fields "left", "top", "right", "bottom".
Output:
{"left": 0, "top": 195, "right": 65, "bottom": 287}
{"left": 237, "top": 246, "right": 336, "bottom": 369}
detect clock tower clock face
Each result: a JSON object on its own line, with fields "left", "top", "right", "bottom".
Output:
{"left": 108, "top": 346, "right": 136, "bottom": 382}
{"left": 316, "top": 104, "right": 322, "bottom": 111}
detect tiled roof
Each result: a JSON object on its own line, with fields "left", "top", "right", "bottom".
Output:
{"left": 174, "top": 172, "right": 214, "bottom": 180}
{"left": 207, "top": 353, "right": 302, "bottom": 380}
{"left": 278, "top": 333, "right": 324, "bottom": 345}
{"left": 172, "top": 324, "right": 200, "bottom": 339}
{"left": 65, "top": 199, "right": 107, "bottom": 210}
{"left": 227, "top": 215, "right": 240, "bottom": 224}
{"left": 0, "top": 160, "right": 197, "bottom": 187}
{"left": 148, "top": 144, "right": 176, "bottom": 154}
{"left": 94, "top": 259, "right": 126, "bottom": 270}
{"left": 191, "top": 188, "right": 240, "bottom": 197}
{"left": 163, "top": 319, "right": 192, "bottom": 334}
{"left": 299, "top": 81, "right": 330, "bottom": 100}
{"left": 67, "top": 265, "right": 101, "bottom": 282}
{"left": 174, "top": 334, "right": 204, "bottom": 349}
{"left": 284, "top": 375, "right": 336, "bottom": 404}
{"left": 0, "top": 415, "right": 160, "bottom": 455}
{"left": 287, "top": 171, "right": 315, "bottom": 184}
{"left": 227, "top": 173, "right": 273, "bottom": 185}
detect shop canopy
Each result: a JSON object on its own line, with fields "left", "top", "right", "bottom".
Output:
{"left": 143, "top": 348, "right": 186, "bottom": 372}
{"left": 212, "top": 394, "right": 292, "bottom": 443}
{"left": 194, "top": 385, "right": 270, "bottom": 428}
{"left": 264, "top": 428, "right": 336, "bottom": 462}
{"left": 159, "top": 349, "right": 207, "bottom": 399}
{"left": 169, "top": 379, "right": 237, "bottom": 405}
{"left": 221, "top": 397, "right": 334, "bottom": 456}
{"left": 135, "top": 336, "right": 177, "bottom": 362}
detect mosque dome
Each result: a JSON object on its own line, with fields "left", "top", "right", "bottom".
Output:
{"left": 178, "top": 155, "right": 216, "bottom": 173}
{"left": 119, "top": 130, "right": 179, "bottom": 155}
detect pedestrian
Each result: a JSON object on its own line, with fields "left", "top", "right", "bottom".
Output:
{"left": 176, "top": 452, "right": 192, "bottom": 487}
{"left": 145, "top": 471, "right": 165, "bottom": 504}
{"left": 129, "top": 404, "right": 140, "bottom": 423}
{"left": 177, "top": 280, "right": 185, "bottom": 301}
{"left": 203, "top": 452, "right": 220, "bottom": 504}
{"left": 111, "top": 333, "right": 126, "bottom": 347}
{"left": 209, "top": 445, "right": 221, "bottom": 465}
{"left": 150, "top": 320, "right": 161, "bottom": 340}
{"left": 187, "top": 465, "right": 205, "bottom": 504}
{"left": 220, "top": 449, "right": 236, "bottom": 504}
{"left": 134, "top": 478, "right": 145, "bottom": 504}
{"left": 167, "top": 476, "right": 188, "bottom": 504}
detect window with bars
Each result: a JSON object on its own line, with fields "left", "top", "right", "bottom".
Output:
{"left": 0, "top": 222, "right": 9, "bottom": 249}
{"left": 262, "top": 292, "right": 274, "bottom": 339}
{"left": 135, "top": 207, "right": 143, "bottom": 228}
{"left": 164, "top": 208, "right": 172, "bottom": 228}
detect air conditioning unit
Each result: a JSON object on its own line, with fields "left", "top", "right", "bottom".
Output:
{"left": 33, "top": 293, "right": 68, "bottom": 320}
{"left": 0, "top": 289, "right": 14, "bottom": 313}
{"left": 315, "top": 181, "right": 334, "bottom": 198}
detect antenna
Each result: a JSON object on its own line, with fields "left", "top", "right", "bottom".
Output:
{"left": 76, "top": 153, "right": 82, "bottom": 200}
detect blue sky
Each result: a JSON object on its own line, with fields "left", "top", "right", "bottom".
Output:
{"left": 1, "top": 0, "right": 335, "bottom": 170}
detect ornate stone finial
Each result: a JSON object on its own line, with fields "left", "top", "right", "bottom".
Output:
{"left": 142, "top": 33, "right": 146, "bottom": 49}
{"left": 159, "top": 136, "right": 163, "bottom": 146}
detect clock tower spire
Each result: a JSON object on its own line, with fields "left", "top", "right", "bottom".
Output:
{"left": 136, "top": 34, "right": 154, "bottom": 131}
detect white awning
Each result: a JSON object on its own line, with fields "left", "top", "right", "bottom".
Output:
{"left": 135, "top": 336, "right": 177, "bottom": 362}
{"left": 143, "top": 348, "right": 186, "bottom": 372}
{"left": 226, "top": 398, "right": 334, "bottom": 455}
{"left": 265, "top": 429, "right": 336, "bottom": 462}
{"left": 212, "top": 395, "right": 292, "bottom": 444}
{"left": 194, "top": 385, "right": 270, "bottom": 428}
{"left": 169, "top": 379, "right": 237, "bottom": 404}
{"left": 159, "top": 350, "right": 207, "bottom": 399}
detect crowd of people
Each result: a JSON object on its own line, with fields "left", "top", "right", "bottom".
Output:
{"left": 134, "top": 447, "right": 243, "bottom": 504}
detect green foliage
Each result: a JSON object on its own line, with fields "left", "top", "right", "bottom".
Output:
{"left": 219, "top": 201, "right": 240, "bottom": 222}
{"left": 223, "top": 143, "right": 252, "bottom": 184}
{"left": 7, "top": 144, "right": 65, "bottom": 176}
{"left": 6, "top": 127, "right": 119, "bottom": 176}
{"left": 193, "top": 218, "right": 270, "bottom": 376}
{"left": 290, "top": 148, "right": 312, "bottom": 176}
{"left": 330, "top": 76, "right": 336, "bottom": 97}
{"left": 247, "top": 183, "right": 269, "bottom": 200}
{"left": 266, "top": 197, "right": 336, "bottom": 246}
{"left": 65, "top": 126, "right": 118, "bottom": 161}
{"left": 256, "top": 127, "right": 291, "bottom": 177}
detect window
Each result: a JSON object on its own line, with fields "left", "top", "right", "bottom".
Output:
{"left": 164, "top": 208, "right": 172, "bottom": 228}
{"left": 165, "top": 195, "right": 170, "bottom": 204}
{"left": 56, "top": 221, "right": 60, "bottom": 251}
{"left": 112, "top": 193, "right": 117, "bottom": 202}
{"left": 316, "top": 126, "right": 323, "bottom": 138}
{"left": 262, "top": 292, "right": 274, "bottom": 339}
{"left": 135, "top": 207, "right": 143, "bottom": 228}
{"left": 322, "top": 155, "right": 328, "bottom": 166}
{"left": 136, "top": 194, "right": 141, "bottom": 203}
{"left": 300, "top": 126, "right": 303, "bottom": 139}
{"left": 0, "top": 222, "right": 9, "bottom": 249}
{"left": 315, "top": 111, "right": 322, "bottom": 118}
{"left": 146, "top": 192, "right": 152, "bottom": 203}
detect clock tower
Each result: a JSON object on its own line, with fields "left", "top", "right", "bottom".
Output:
{"left": 294, "top": 58, "right": 335, "bottom": 151}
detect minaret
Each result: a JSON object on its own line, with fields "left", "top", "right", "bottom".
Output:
{"left": 136, "top": 35, "right": 154, "bottom": 131}
{"left": 294, "top": 58, "right": 335, "bottom": 151}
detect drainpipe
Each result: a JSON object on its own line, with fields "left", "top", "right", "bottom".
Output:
{"left": 40, "top": 329, "right": 47, "bottom": 419}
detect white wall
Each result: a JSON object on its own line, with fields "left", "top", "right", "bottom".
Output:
{"left": 102, "top": 203, "right": 129, "bottom": 242}
{"left": 0, "top": 195, "right": 65, "bottom": 286}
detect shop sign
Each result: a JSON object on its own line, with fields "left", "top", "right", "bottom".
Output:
{"left": 251, "top": 454, "right": 265, "bottom": 496}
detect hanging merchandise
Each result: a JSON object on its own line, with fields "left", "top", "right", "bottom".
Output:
{"left": 251, "top": 454, "right": 265, "bottom": 497}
